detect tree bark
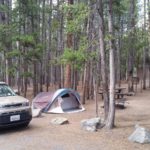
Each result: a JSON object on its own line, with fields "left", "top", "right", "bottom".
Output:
{"left": 82, "top": 63, "right": 88, "bottom": 104}
{"left": 97, "top": 0, "right": 109, "bottom": 120}
{"left": 105, "top": 0, "right": 115, "bottom": 129}
{"left": 143, "top": 0, "right": 147, "bottom": 89}
{"left": 93, "top": 74, "right": 98, "bottom": 117}
{"left": 64, "top": 0, "right": 74, "bottom": 88}
{"left": 46, "top": 0, "right": 52, "bottom": 91}
{"left": 148, "top": 0, "right": 150, "bottom": 88}
{"left": 127, "top": 0, "right": 135, "bottom": 92}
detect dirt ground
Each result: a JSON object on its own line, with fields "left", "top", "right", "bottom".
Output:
{"left": 0, "top": 87, "right": 150, "bottom": 150}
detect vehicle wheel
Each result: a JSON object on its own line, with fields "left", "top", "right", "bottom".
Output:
{"left": 21, "top": 122, "right": 30, "bottom": 128}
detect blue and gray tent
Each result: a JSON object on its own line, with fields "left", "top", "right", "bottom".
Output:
{"left": 32, "top": 88, "right": 85, "bottom": 113}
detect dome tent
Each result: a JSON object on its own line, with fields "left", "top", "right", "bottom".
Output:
{"left": 32, "top": 88, "right": 85, "bottom": 113}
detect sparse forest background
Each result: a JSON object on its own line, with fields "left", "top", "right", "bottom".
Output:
{"left": 0, "top": 0, "right": 150, "bottom": 128}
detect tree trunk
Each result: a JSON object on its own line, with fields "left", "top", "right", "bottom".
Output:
{"left": 116, "top": 15, "right": 122, "bottom": 86}
{"left": 46, "top": 0, "right": 52, "bottom": 91}
{"left": 127, "top": 0, "right": 135, "bottom": 92}
{"left": 33, "top": 62, "right": 37, "bottom": 96}
{"left": 105, "top": 0, "right": 115, "bottom": 129}
{"left": 148, "top": 0, "right": 150, "bottom": 88}
{"left": 93, "top": 74, "right": 98, "bottom": 117}
{"left": 143, "top": 0, "right": 147, "bottom": 89}
{"left": 40, "top": 0, "right": 46, "bottom": 92}
{"left": 82, "top": 63, "right": 89, "bottom": 104}
{"left": 57, "top": 0, "right": 64, "bottom": 89}
{"left": 64, "top": 0, "right": 74, "bottom": 88}
{"left": 97, "top": 0, "right": 109, "bottom": 120}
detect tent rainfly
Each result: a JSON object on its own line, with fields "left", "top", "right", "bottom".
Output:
{"left": 32, "top": 88, "right": 85, "bottom": 113}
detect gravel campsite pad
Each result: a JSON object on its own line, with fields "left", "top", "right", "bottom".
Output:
{"left": 0, "top": 89, "right": 150, "bottom": 150}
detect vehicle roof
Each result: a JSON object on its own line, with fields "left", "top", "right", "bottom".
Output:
{"left": 0, "top": 81, "right": 7, "bottom": 85}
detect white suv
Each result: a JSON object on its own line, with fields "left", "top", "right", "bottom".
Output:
{"left": 0, "top": 82, "right": 32, "bottom": 128}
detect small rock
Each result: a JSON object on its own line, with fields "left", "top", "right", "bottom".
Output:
{"left": 127, "top": 92, "right": 135, "bottom": 96}
{"left": 32, "top": 108, "right": 42, "bottom": 118}
{"left": 81, "top": 117, "right": 101, "bottom": 132}
{"left": 128, "top": 125, "right": 150, "bottom": 144}
{"left": 51, "top": 117, "right": 69, "bottom": 125}
{"left": 83, "top": 126, "right": 97, "bottom": 132}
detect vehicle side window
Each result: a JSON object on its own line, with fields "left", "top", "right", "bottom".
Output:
{"left": 0, "top": 85, "right": 15, "bottom": 97}
{"left": 0, "top": 86, "right": 5, "bottom": 96}
{"left": 0, "top": 87, "right": 3, "bottom": 95}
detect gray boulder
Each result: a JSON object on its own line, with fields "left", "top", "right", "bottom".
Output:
{"left": 128, "top": 125, "right": 150, "bottom": 144}
{"left": 51, "top": 117, "right": 69, "bottom": 125}
{"left": 32, "top": 108, "right": 42, "bottom": 118}
{"left": 81, "top": 117, "right": 101, "bottom": 132}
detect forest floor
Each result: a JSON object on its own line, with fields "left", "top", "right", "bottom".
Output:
{"left": 0, "top": 85, "right": 150, "bottom": 150}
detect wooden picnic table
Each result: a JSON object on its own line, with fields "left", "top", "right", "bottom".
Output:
{"left": 115, "top": 87, "right": 126, "bottom": 99}
{"left": 99, "top": 87, "right": 126, "bottom": 95}
{"left": 115, "top": 87, "right": 126, "bottom": 92}
{"left": 99, "top": 87, "right": 127, "bottom": 108}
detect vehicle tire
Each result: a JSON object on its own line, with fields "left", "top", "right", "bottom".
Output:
{"left": 20, "top": 122, "right": 30, "bottom": 128}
